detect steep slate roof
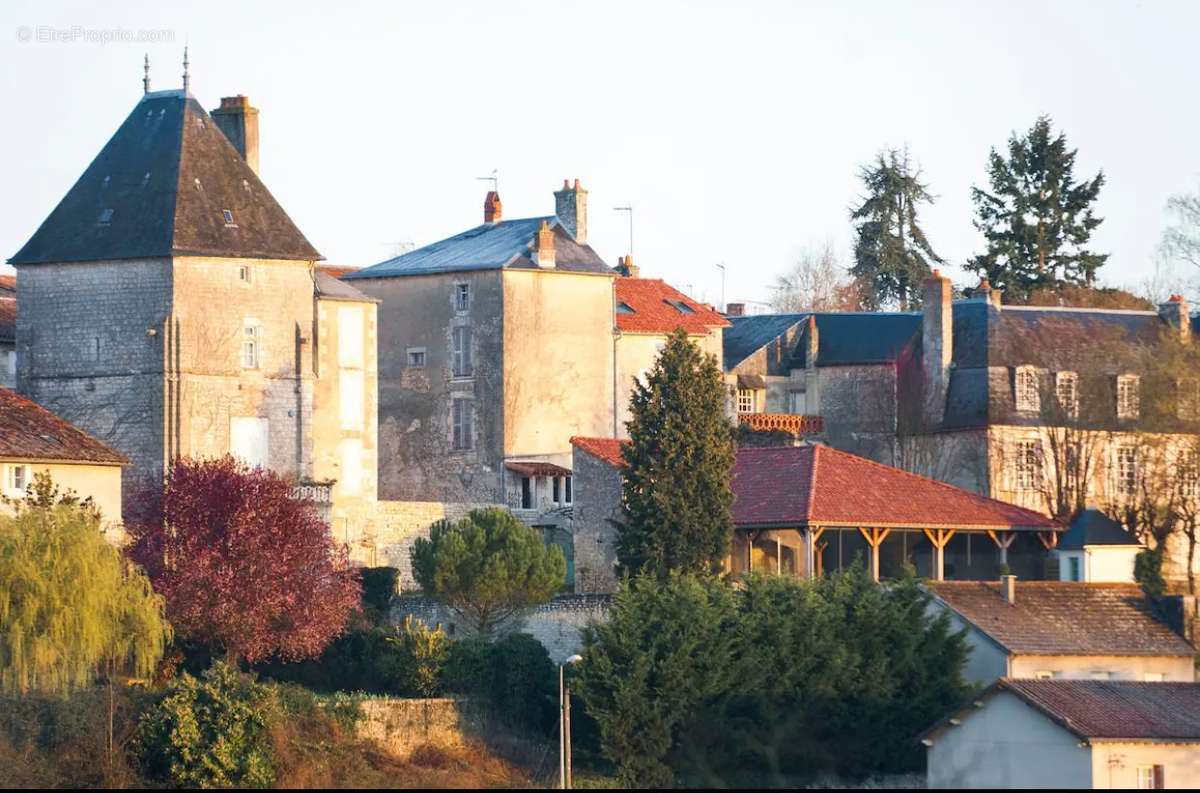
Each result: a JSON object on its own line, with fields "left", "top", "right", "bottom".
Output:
{"left": 9, "top": 90, "right": 321, "bottom": 265}
{"left": 926, "top": 581, "right": 1193, "bottom": 657}
{"left": 313, "top": 271, "right": 377, "bottom": 303}
{"left": 570, "top": 436, "right": 628, "bottom": 468}
{"left": 732, "top": 444, "right": 1058, "bottom": 530}
{"left": 615, "top": 278, "right": 729, "bottom": 334}
{"left": 345, "top": 217, "right": 613, "bottom": 279}
{"left": 723, "top": 314, "right": 807, "bottom": 370}
{"left": 1059, "top": 508, "right": 1142, "bottom": 550}
{"left": 794, "top": 312, "right": 922, "bottom": 367}
{"left": 924, "top": 680, "right": 1200, "bottom": 743}
{"left": 0, "top": 388, "right": 128, "bottom": 464}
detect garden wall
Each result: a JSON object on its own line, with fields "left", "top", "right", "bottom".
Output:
{"left": 354, "top": 697, "right": 483, "bottom": 756}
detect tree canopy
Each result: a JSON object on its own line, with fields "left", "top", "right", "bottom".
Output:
{"left": 849, "top": 146, "right": 944, "bottom": 310}
{"left": 969, "top": 116, "right": 1107, "bottom": 300}
{"left": 618, "top": 328, "right": 735, "bottom": 578}
{"left": 410, "top": 507, "right": 565, "bottom": 638}
{"left": 126, "top": 456, "right": 360, "bottom": 665}
{"left": 0, "top": 500, "right": 170, "bottom": 694}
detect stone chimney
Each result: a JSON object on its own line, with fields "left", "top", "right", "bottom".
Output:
{"left": 1001, "top": 574, "right": 1017, "bottom": 605}
{"left": 922, "top": 270, "right": 953, "bottom": 427}
{"left": 484, "top": 191, "right": 502, "bottom": 224}
{"left": 1158, "top": 294, "right": 1191, "bottom": 344}
{"left": 805, "top": 315, "right": 819, "bottom": 369}
{"left": 615, "top": 255, "right": 640, "bottom": 278}
{"left": 534, "top": 220, "right": 556, "bottom": 269}
{"left": 725, "top": 302, "right": 746, "bottom": 317}
{"left": 554, "top": 179, "right": 588, "bottom": 244}
{"left": 211, "top": 95, "right": 260, "bottom": 175}
{"left": 974, "top": 278, "right": 1002, "bottom": 309}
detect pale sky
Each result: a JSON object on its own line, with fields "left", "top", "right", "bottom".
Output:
{"left": 2, "top": 0, "right": 1197, "bottom": 308}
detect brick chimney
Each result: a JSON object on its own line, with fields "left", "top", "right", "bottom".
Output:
{"left": 725, "top": 302, "right": 746, "bottom": 317}
{"left": 484, "top": 191, "right": 502, "bottom": 224}
{"left": 922, "top": 270, "right": 953, "bottom": 426}
{"left": 554, "top": 179, "right": 588, "bottom": 244}
{"left": 1158, "top": 294, "right": 1191, "bottom": 344}
{"left": 534, "top": 220, "right": 556, "bottom": 269}
{"left": 1001, "top": 574, "right": 1017, "bottom": 604}
{"left": 211, "top": 95, "right": 260, "bottom": 175}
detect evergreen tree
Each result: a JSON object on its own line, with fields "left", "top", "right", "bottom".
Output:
{"left": 618, "top": 328, "right": 735, "bottom": 578}
{"left": 850, "top": 146, "right": 944, "bottom": 310}
{"left": 969, "top": 115, "right": 1107, "bottom": 300}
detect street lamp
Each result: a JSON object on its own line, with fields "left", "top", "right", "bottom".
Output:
{"left": 559, "top": 653, "right": 583, "bottom": 789}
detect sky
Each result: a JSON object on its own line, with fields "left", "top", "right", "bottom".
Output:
{"left": 1, "top": 0, "right": 1197, "bottom": 309}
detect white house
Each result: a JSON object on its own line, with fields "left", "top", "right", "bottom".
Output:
{"left": 922, "top": 679, "right": 1200, "bottom": 789}
{"left": 1055, "top": 508, "right": 1143, "bottom": 583}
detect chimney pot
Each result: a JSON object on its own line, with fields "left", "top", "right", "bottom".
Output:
{"left": 211, "top": 95, "right": 260, "bottom": 175}
{"left": 725, "top": 302, "right": 746, "bottom": 317}
{"left": 1001, "top": 574, "right": 1017, "bottom": 605}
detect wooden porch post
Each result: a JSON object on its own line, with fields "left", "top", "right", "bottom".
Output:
{"left": 806, "top": 527, "right": 826, "bottom": 580}
{"left": 987, "top": 530, "right": 1017, "bottom": 566}
{"left": 1037, "top": 531, "right": 1060, "bottom": 551}
{"left": 776, "top": 536, "right": 783, "bottom": 575}
{"left": 922, "top": 529, "right": 956, "bottom": 582}
{"left": 857, "top": 527, "right": 892, "bottom": 582}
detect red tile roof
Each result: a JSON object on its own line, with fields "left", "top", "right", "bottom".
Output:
{"left": 732, "top": 445, "right": 1059, "bottom": 531}
{"left": 926, "top": 581, "right": 1193, "bottom": 657}
{"left": 571, "top": 436, "right": 629, "bottom": 468}
{"left": 615, "top": 278, "right": 730, "bottom": 334}
{"left": 0, "top": 388, "right": 128, "bottom": 464}
{"left": 317, "top": 265, "right": 362, "bottom": 279}
{"left": 0, "top": 274, "right": 15, "bottom": 294}
{"left": 922, "top": 680, "right": 1200, "bottom": 743}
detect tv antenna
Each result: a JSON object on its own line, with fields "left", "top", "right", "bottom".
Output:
{"left": 476, "top": 169, "right": 499, "bottom": 193}
{"left": 613, "top": 205, "right": 633, "bottom": 256}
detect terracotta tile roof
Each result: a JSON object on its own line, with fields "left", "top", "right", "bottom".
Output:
{"left": 0, "top": 388, "right": 128, "bottom": 464}
{"left": 1001, "top": 680, "right": 1200, "bottom": 740}
{"left": 615, "top": 278, "right": 730, "bottom": 334}
{"left": 571, "top": 436, "right": 629, "bottom": 468}
{"left": 732, "top": 444, "right": 1059, "bottom": 531}
{"left": 926, "top": 581, "right": 1194, "bottom": 657}
{"left": 317, "top": 265, "right": 362, "bottom": 279}
{"left": 0, "top": 274, "right": 15, "bottom": 294}
{"left": 505, "top": 460, "right": 572, "bottom": 477}
{"left": 0, "top": 296, "right": 14, "bottom": 342}
{"left": 922, "top": 680, "right": 1200, "bottom": 743}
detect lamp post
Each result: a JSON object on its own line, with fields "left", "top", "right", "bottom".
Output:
{"left": 559, "top": 653, "right": 583, "bottom": 789}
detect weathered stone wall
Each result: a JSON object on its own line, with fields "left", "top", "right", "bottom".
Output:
{"left": 355, "top": 500, "right": 498, "bottom": 587}
{"left": 354, "top": 698, "right": 482, "bottom": 756}
{"left": 352, "top": 271, "right": 507, "bottom": 504}
{"left": 571, "top": 446, "right": 623, "bottom": 594}
{"left": 393, "top": 593, "right": 612, "bottom": 663}
{"left": 816, "top": 364, "right": 899, "bottom": 465}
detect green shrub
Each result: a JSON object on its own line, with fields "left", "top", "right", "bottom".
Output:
{"left": 134, "top": 663, "right": 276, "bottom": 788}
{"left": 442, "top": 638, "right": 494, "bottom": 695}
{"left": 360, "top": 567, "right": 400, "bottom": 623}
{"left": 1135, "top": 548, "right": 1166, "bottom": 598}
{"left": 442, "top": 633, "right": 556, "bottom": 734}
{"left": 389, "top": 617, "right": 449, "bottom": 697}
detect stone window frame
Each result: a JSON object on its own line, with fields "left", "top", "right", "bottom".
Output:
{"left": 737, "top": 388, "right": 755, "bottom": 414}
{"left": 1014, "top": 365, "right": 1040, "bottom": 414}
{"left": 4, "top": 463, "right": 31, "bottom": 497}
{"left": 241, "top": 319, "right": 261, "bottom": 370}
{"left": 1054, "top": 371, "right": 1079, "bottom": 419}
{"left": 451, "top": 325, "right": 473, "bottom": 378}
{"left": 454, "top": 282, "right": 471, "bottom": 314}
{"left": 1178, "top": 447, "right": 1199, "bottom": 498}
{"left": 451, "top": 396, "right": 474, "bottom": 451}
{"left": 1116, "top": 374, "right": 1140, "bottom": 420}
{"left": 406, "top": 347, "right": 427, "bottom": 369}
{"left": 1115, "top": 444, "right": 1140, "bottom": 497}
{"left": 1012, "top": 438, "right": 1042, "bottom": 492}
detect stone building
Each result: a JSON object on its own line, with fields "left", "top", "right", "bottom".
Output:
{"left": 7, "top": 76, "right": 376, "bottom": 538}
{"left": 0, "top": 275, "right": 14, "bottom": 388}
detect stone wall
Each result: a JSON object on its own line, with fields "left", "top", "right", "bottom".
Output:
{"left": 354, "top": 698, "right": 482, "bottom": 756}
{"left": 357, "top": 500, "right": 499, "bottom": 587}
{"left": 393, "top": 593, "right": 612, "bottom": 662}
{"left": 571, "top": 446, "right": 623, "bottom": 594}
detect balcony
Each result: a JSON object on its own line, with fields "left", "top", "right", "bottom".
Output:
{"left": 738, "top": 413, "right": 824, "bottom": 437}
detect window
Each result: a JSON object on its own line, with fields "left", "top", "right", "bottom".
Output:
{"left": 242, "top": 322, "right": 260, "bottom": 369}
{"left": 1137, "top": 765, "right": 1164, "bottom": 790}
{"left": 564, "top": 476, "right": 573, "bottom": 505}
{"left": 616, "top": 302, "right": 635, "bottom": 314}
{"left": 1014, "top": 440, "right": 1042, "bottom": 492}
{"left": 1143, "top": 672, "right": 1165, "bottom": 682}
{"left": 451, "top": 398, "right": 473, "bottom": 451}
{"left": 666, "top": 299, "right": 695, "bottom": 314}
{"left": 1055, "top": 371, "right": 1079, "bottom": 418}
{"left": 789, "top": 391, "right": 806, "bottom": 415}
{"left": 1015, "top": 366, "right": 1040, "bottom": 413}
{"left": 222, "top": 209, "right": 237, "bottom": 227}
{"left": 1034, "top": 670, "right": 1054, "bottom": 680}
{"left": 452, "top": 326, "right": 473, "bottom": 377}
{"left": 1067, "top": 556, "right": 1082, "bottom": 582}
{"left": 5, "top": 464, "right": 30, "bottom": 496}
{"left": 552, "top": 476, "right": 561, "bottom": 504}
{"left": 737, "top": 388, "right": 755, "bottom": 414}
{"left": 97, "top": 208, "right": 114, "bottom": 225}
{"left": 521, "top": 476, "right": 532, "bottom": 509}
{"left": 1117, "top": 374, "right": 1140, "bottom": 420}
{"left": 1180, "top": 448, "right": 1199, "bottom": 499}
{"left": 454, "top": 283, "right": 470, "bottom": 313}
{"left": 238, "top": 265, "right": 253, "bottom": 284}
{"left": 1117, "top": 445, "right": 1139, "bottom": 496}
{"left": 407, "top": 348, "right": 426, "bottom": 368}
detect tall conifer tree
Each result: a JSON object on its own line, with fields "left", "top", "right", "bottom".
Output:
{"left": 969, "top": 116, "right": 1107, "bottom": 300}
{"left": 617, "top": 328, "right": 735, "bottom": 578}
{"left": 850, "top": 146, "right": 943, "bottom": 311}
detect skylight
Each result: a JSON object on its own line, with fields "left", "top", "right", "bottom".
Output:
{"left": 97, "top": 208, "right": 114, "bottom": 225}
{"left": 617, "top": 302, "right": 636, "bottom": 314}
{"left": 667, "top": 299, "right": 695, "bottom": 314}
{"left": 223, "top": 209, "right": 237, "bottom": 227}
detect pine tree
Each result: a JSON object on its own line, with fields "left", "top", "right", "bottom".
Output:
{"left": 617, "top": 328, "right": 735, "bottom": 578}
{"left": 969, "top": 116, "right": 1107, "bottom": 301}
{"left": 850, "top": 146, "right": 944, "bottom": 310}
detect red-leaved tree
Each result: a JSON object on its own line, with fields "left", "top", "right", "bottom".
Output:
{"left": 127, "top": 457, "right": 361, "bottom": 665}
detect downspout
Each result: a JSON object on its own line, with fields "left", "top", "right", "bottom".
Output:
{"left": 612, "top": 277, "right": 620, "bottom": 438}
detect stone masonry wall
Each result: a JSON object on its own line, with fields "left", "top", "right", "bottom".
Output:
{"left": 571, "top": 446, "right": 623, "bottom": 594}
{"left": 354, "top": 698, "right": 483, "bottom": 756}
{"left": 360, "top": 500, "right": 499, "bottom": 588}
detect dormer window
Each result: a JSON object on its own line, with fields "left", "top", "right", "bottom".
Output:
{"left": 97, "top": 208, "right": 114, "bottom": 226}
{"left": 1015, "top": 366, "right": 1040, "bottom": 413}
{"left": 1117, "top": 374, "right": 1140, "bottom": 420}
{"left": 1055, "top": 371, "right": 1079, "bottom": 419}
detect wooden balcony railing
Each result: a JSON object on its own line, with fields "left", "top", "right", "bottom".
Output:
{"left": 738, "top": 413, "right": 824, "bottom": 436}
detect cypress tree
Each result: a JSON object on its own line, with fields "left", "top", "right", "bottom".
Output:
{"left": 849, "top": 146, "right": 944, "bottom": 311}
{"left": 617, "top": 328, "right": 735, "bottom": 577}
{"left": 969, "top": 115, "right": 1107, "bottom": 301}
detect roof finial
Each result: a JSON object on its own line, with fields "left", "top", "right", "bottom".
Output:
{"left": 182, "top": 46, "right": 190, "bottom": 94}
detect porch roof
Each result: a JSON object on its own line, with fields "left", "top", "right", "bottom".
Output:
{"left": 732, "top": 444, "right": 1060, "bottom": 532}
{"left": 505, "top": 460, "right": 572, "bottom": 478}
